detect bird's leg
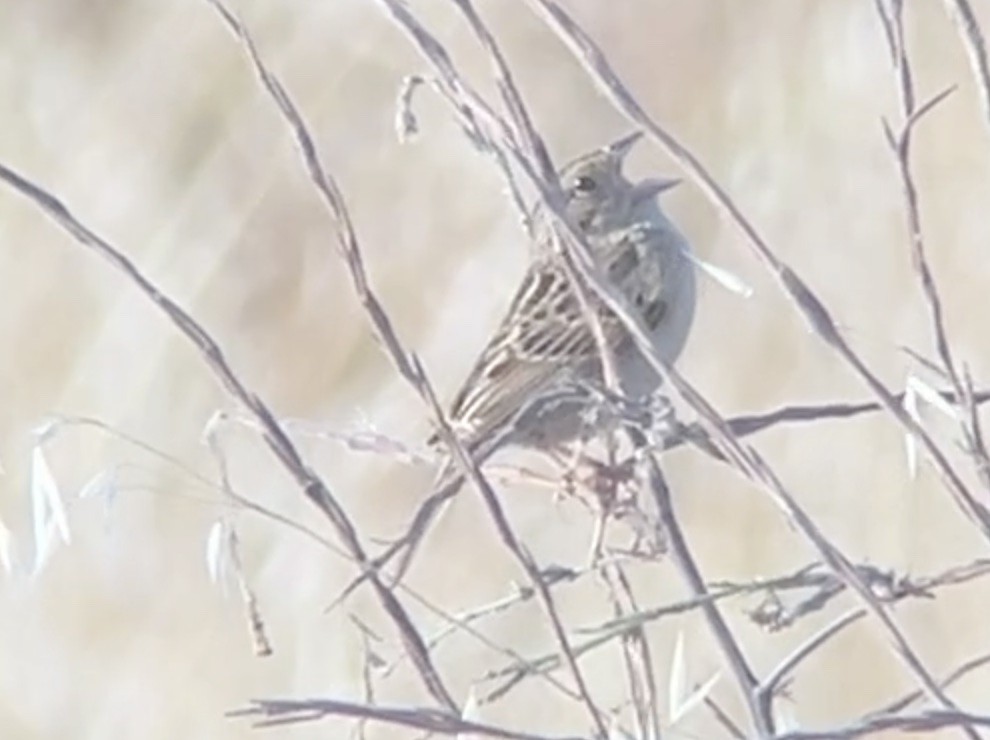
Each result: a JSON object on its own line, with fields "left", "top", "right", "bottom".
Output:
{"left": 544, "top": 442, "right": 584, "bottom": 502}
{"left": 543, "top": 437, "right": 614, "bottom": 506}
{"left": 546, "top": 437, "right": 637, "bottom": 512}
{"left": 578, "top": 449, "right": 637, "bottom": 512}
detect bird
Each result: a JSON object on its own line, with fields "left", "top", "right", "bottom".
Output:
{"left": 433, "top": 130, "right": 697, "bottom": 465}
{"left": 349, "top": 131, "right": 698, "bottom": 592}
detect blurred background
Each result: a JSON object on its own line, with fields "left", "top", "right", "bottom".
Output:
{"left": 2, "top": 0, "right": 990, "bottom": 737}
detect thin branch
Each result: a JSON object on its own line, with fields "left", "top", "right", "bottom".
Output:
{"left": 207, "top": 3, "right": 611, "bottom": 731}
{"left": 757, "top": 609, "right": 864, "bottom": 716}
{"left": 872, "top": 651, "right": 990, "bottom": 716}
{"left": 483, "top": 551, "right": 990, "bottom": 711}
{"left": 230, "top": 697, "right": 584, "bottom": 740}
{"left": 598, "top": 561, "right": 661, "bottom": 740}
{"left": 0, "top": 9, "right": 464, "bottom": 719}
{"left": 876, "top": 1, "right": 990, "bottom": 504}
{"left": 773, "top": 710, "right": 990, "bottom": 740}
{"left": 628, "top": 428, "right": 772, "bottom": 736}
{"left": 519, "top": 4, "right": 983, "bottom": 730}
{"left": 660, "top": 388, "right": 990, "bottom": 455}
{"left": 942, "top": 0, "right": 990, "bottom": 142}
{"left": 415, "top": 358, "right": 609, "bottom": 733}
{"left": 525, "top": 0, "right": 990, "bottom": 543}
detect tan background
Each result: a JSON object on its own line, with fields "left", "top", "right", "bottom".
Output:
{"left": 2, "top": 1, "right": 990, "bottom": 737}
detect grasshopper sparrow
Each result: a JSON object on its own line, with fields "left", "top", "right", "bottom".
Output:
{"left": 435, "top": 131, "right": 696, "bottom": 462}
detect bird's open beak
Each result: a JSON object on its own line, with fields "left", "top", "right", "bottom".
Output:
{"left": 606, "top": 131, "right": 680, "bottom": 203}
{"left": 631, "top": 176, "right": 681, "bottom": 205}
{"left": 606, "top": 130, "right": 644, "bottom": 161}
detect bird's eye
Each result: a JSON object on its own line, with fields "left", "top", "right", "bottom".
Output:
{"left": 572, "top": 175, "right": 597, "bottom": 193}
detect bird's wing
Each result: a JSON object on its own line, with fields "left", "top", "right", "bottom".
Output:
{"left": 444, "top": 260, "right": 624, "bottom": 445}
